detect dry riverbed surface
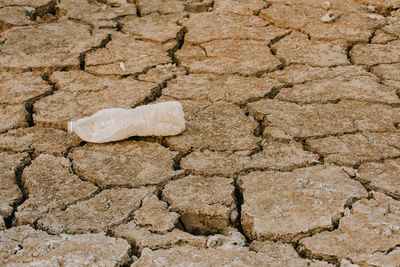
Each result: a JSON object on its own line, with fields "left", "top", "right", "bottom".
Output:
{"left": 1, "top": 0, "right": 400, "bottom": 266}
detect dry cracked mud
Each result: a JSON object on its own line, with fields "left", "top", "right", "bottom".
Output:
{"left": 1, "top": 0, "right": 400, "bottom": 266}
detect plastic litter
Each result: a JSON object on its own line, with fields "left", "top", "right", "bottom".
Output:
{"left": 68, "top": 101, "right": 185, "bottom": 143}
{"left": 119, "top": 62, "right": 127, "bottom": 71}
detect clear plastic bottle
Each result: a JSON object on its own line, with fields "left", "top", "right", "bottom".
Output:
{"left": 68, "top": 101, "right": 185, "bottom": 143}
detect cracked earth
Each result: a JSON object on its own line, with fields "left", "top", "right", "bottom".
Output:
{"left": 1, "top": 0, "right": 400, "bottom": 266}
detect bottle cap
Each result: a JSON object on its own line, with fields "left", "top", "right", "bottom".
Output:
{"left": 68, "top": 121, "right": 73, "bottom": 133}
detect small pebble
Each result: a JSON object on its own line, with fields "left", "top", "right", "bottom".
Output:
{"left": 366, "top": 14, "right": 384, "bottom": 20}
{"left": 366, "top": 5, "right": 378, "bottom": 13}
{"left": 24, "top": 6, "right": 36, "bottom": 13}
{"left": 321, "top": 11, "right": 337, "bottom": 23}
{"left": 24, "top": 6, "right": 36, "bottom": 20}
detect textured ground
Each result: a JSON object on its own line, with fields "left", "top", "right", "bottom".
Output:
{"left": 1, "top": 0, "right": 400, "bottom": 266}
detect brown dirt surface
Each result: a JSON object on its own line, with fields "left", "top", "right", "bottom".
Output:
{"left": 1, "top": 0, "right": 400, "bottom": 265}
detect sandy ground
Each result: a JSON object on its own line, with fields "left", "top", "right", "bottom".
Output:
{"left": 1, "top": 0, "right": 400, "bottom": 266}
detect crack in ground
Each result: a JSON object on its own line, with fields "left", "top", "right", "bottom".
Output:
{"left": 357, "top": 180, "right": 399, "bottom": 200}
{"left": 79, "top": 34, "right": 112, "bottom": 71}
{"left": 195, "top": 28, "right": 292, "bottom": 46}
{"left": 234, "top": 188, "right": 368, "bottom": 259}
{"left": 24, "top": 92, "right": 53, "bottom": 127}
{"left": 294, "top": 244, "right": 343, "bottom": 267}
{"left": 303, "top": 130, "right": 362, "bottom": 141}
{"left": 232, "top": 173, "right": 251, "bottom": 245}
{"left": 236, "top": 84, "right": 293, "bottom": 138}
{"left": 181, "top": 66, "right": 290, "bottom": 77}
{"left": 105, "top": 199, "right": 150, "bottom": 266}
{"left": 352, "top": 158, "right": 400, "bottom": 201}
{"left": 240, "top": 98, "right": 378, "bottom": 146}
{"left": 7, "top": 155, "right": 103, "bottom": 230}
{"left": 63, "top": 141, "right": 87, "bottom": 158}
{"left": 273, "top": 97, "right": 400, "bottom": 108}
{"left": 182, "top": 160, "right": 325, "bottom": 179}
{"left": 294, "top": 196, "right": 369, "bottom": 266}
{"left": 12, "top": 0, "right": 59, "bottom": 22}
{"left": 247, "top": 140, "right": 264, "bottom": 156}
{"left": 262, "top": 219, "right": 340, "bottom": 244}
{"left": 105, "top": 197, "right": 148, "bottom": 238}
{"left": 4, "top": 152, "right": 32, "bottom": 228}
{"left": 68, "top": 156, "right": 102, "bottom": 190}
{"left": 171, "top": 149, "right": 192, "bottom": 171}
{"left": 352, "top": 173, "right": 380, "bottom": 200}
{"left": 168, "top": 26, "right": 187, "bottom": 67}
{"left": 368, "top": 26, "right": 382, "bottom": 44}
{"left": 373, "top": 244, "right": 400, "bottom": 256}
{"left": 119, "top": 242, "right": 137, "bottom": 267}
{"left": 1, "top": 4, "right": 399, "bottom": 267}
{"left": 34, "top": 0, "right": 58, "bottom": 19}
{"left": 298, "top": 138, "right": 325, "bottom": 164}
{"left": 134, "top": 0, "right": 142, "bottom": 17}
{"left": 346, "top": 43, "right": 355, "bottom": 65}
{"left": 21, "top": 72, "right": 61, "bottom": 127}
{"left": 293, "top": 244, "right": 343, "bottom": 266}
{"left": 326, "top": 154, "right": 400, "bottom": 171}
{"left": 131, "top": 82, "right": 166, "bottom": 108}
{"left": 253, "top": 3, "right": 270, "bottom": 16}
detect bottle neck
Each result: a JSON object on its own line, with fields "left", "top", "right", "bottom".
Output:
{"left": 68, "top": 121, "right": 74, "bottom": 133}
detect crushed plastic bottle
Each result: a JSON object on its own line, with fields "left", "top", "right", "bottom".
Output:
{"left": 68, "top": 101, "right": 185, "bottom": 143}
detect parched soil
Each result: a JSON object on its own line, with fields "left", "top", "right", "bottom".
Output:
{"left": 1, "top": 0, "right": 400, "bottom": 266}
